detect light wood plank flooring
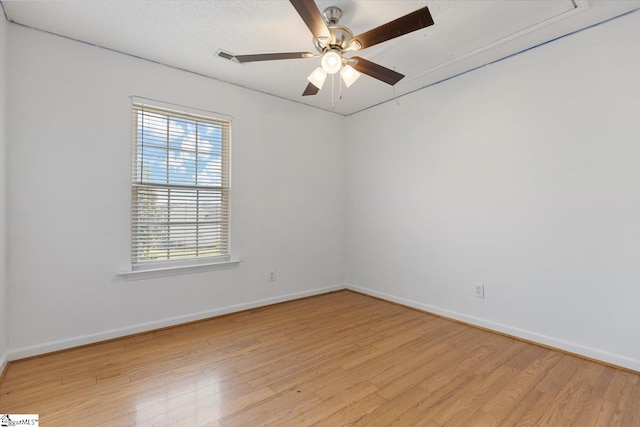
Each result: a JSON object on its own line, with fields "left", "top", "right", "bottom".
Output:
{"left": 1, "top": 290, "right": 638, "bottom": 426}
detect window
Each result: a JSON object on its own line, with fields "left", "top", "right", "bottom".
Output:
{"left": 131, "top": 101, "right": 230, "bottom": 270}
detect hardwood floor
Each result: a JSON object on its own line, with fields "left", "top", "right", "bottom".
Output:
{"left": 1, "top": 290, "right": 638, "bottom": 426}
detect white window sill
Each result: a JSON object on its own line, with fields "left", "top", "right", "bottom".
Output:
{"left": 119, "top": 258, "right": 241, "bottom": 281}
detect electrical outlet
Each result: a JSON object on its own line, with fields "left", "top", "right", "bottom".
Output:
{"left": 474, "top": 283, "right": 484, "bottom": 299}
{"left": 268, "top": 270, "right": 276, "bottom": 282}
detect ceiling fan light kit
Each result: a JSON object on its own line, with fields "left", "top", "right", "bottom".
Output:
{"left": 320, "top": 49, "right": 342, "bottom": 74}
{"left": 340, "top": 65, "right": 361, "bottom": 88}
{"left": 234, "top": 0, "right": 434, "bottom": 100}
{"left": 307, "top": 67, "right": 327, "bottom": 89}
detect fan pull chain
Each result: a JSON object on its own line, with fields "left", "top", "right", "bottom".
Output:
{"left": 393, "top": 66, "right": 401, "bottom": 105}
{"left": 393, "top": 84, "right": 400, "bottom": 105}
{"left": 331, "top": 74, "right": 335, "bottom": 109}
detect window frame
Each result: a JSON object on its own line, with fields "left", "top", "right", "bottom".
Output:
{"left": 126, "top": 98, "right": 237, "bottom": 277}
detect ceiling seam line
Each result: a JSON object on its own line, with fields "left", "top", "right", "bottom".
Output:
{"left": 6, "top": 20, "right": 348, "bottom": 117}
{"left": 0, "top": 1, "right": 9, "bottom": 22}
{"left": 346, "top": 6, "right": 640, "bottom": 117}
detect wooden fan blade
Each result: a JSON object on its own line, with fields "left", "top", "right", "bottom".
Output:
{"left": 289, "top": 0, "right": 330, "bottom": 40}
{"left": 235, "top": 52, "right": 315, "bottom": 63}
{"left": 302, "top": 82, "right": 320, "bottom": 96}
{"left": 351, "top": 56, "right": 405, "bottom": 86}
{"left": 350, "top": 6, "right": 434, "bottom": 50}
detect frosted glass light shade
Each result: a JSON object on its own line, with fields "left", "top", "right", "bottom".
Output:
{"left": 340, "top": 65, "right": 361, "bottom": 87}
{"left": 321, "top": 50, "right": 342, "bottom": 75}
{"left": 307, "top": 67, "right": 327, "bottom": 89}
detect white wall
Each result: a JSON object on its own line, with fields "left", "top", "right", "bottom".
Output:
{"left": 4, "top": 8, "right": 640, "bottom": 373}
{"left": 346, "top": 11, "right": 640, "bottom": 371}
{"left": 0, "top": 11, "right": 8, "bottom": 372}
{"left": 6, "top": 24, "right": 346, "bottom": 358}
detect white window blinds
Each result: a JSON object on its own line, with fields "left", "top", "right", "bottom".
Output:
{"left": 131, "top": 102, "right": 230, "bottom": 267}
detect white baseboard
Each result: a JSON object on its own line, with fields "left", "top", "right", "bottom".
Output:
{"left": 347, "top": 284, "right": 640, "bottom": 373}
{"left": 9, "top": 283, "right": 638, "bottom": 373}
{"left": 7, "top": 284, "right": 346, "bottom": 361}
{"left": 0, "top": 351, "right": 7, "bottom": 378}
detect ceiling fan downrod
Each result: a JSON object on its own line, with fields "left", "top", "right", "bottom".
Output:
{"left": 322, "top": 6, "right": 342, "bottom": 25}
{"left": 314, "top": 6, "right": 356, "bottom": 55}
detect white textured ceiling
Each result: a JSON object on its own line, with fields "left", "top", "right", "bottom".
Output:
{"left": 2, "top": 0, "right": 639, "bottom": 115}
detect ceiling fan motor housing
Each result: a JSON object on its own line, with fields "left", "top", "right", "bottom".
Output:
{"left": 313, "top": 7, "right": 355, "bottom": 55}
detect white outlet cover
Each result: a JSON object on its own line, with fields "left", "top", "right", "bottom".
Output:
{"left": 474, "top": 283, "right": 485, "bottom": 298}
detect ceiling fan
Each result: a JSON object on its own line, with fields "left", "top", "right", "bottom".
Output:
{"left": 234, "top": 0, "right": 434, "bottom": 96}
